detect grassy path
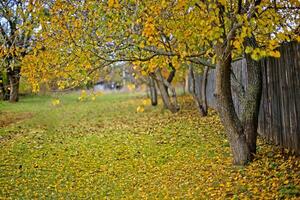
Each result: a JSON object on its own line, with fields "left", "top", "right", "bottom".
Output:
{"left": 0, "top": 93, "right": 299, "bottom": 199}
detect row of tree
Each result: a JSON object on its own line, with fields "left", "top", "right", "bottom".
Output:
{"left": 1, "top": 0, "right": 299, "bottom": 165}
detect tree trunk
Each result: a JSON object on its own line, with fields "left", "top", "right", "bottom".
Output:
{"left": 7, "top": 67, "right": 20, "bottom": 102}
{"left": 182, "top": 80, "right": 186, "bottom": 94}
{"left": 189, "top": 66, "right": 204, "bottom": 116}
{"left": 152, "top": 69, "right": 179, "bottom": 113}
{"left": 0, "top": 70, "right": 10, "bottom": 101}
{"left": 164, "top": 63, "right": 176, "bottom": 96}
{"left": 241, "top": 37, "right": 262, "bottom": 157}
{"left": 185, "top": 70, "right": 189, "bottom": 93}
{"left": 215, "top": 44, "right": 251, "bottom": 165}
{"left": 189, "top": 66, "right": 208, "bottom": 117}
{"left": 200, "top": 66, "right": 209, "bottom": 116}
{"left": 149, "top": 75, "right": 158, "bottom": 106}
{"left": 0, "top": 75, "right": 6, "bottom": 100}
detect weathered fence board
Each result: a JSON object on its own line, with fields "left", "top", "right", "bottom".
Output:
{"left": 192, "top": 42, "right": 300, "bottom": 154}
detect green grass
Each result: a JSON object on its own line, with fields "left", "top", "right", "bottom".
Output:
{"left": 0, "top": 93, "right": 299, "bottom": 199}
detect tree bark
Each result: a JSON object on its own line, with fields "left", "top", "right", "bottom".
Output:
{"left": 7, "top": 67, "right": 20, "bottom": 102}
{"left": 200, "top": 66, "right": 209, "bottom": 116}
{"left": 241, "top": 37, "right": 262, "bottom": 157}
{"left": 185, "top": 70, "right": 190, "bottom": 93}
{"left": 189, "top": 66, "right": 208, "bottom": 117}
{"left": 149, "top": 75, "right": 158, "bottom": 106}
{"left": 152, "top": 69, "right": 179, "bottom": 113}
{"left": 215, "top": 44, "right": 251, "bottom": 165}
{"left": 164, "top": 63, "right": 176, "bottom": 96}
{"left": 189, "top": 66, "right": 204, "bottom": 116}
{"left": 0, "top": 75, "right": 6, "bottom": 100}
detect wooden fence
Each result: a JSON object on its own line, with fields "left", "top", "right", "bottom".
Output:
{"left": 192, "top": 42, "right": 300, "bottom": 154}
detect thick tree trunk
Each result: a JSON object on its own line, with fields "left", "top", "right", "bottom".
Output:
{"left": 241, "top": 37, "right": 262, "bottom": 157}
{"left": 152, "top": 69, "right": 179, "bottom": 113}
{"left": 7, "top": 68, "right": 20, "bottom": 102}
{"left": 215, "top": 44, "right": 251, "bottom": 165}
{"left": 149, "top": 76, "right": 158, "bottom": 106}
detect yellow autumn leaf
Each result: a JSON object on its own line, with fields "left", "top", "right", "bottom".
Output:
{"left": 233, "top": 40, "right": 241, "bottom": 49}
{"left": 136, "top": 105, "right": 145, "bottom": 113}
{"left": 108, "top": 0, "right": 120, "bottom": 8}
{"left": 51, "top": 99, "right": 60, "bottom": 106}
{"left": 245, "top": 46, "right": 253, "bottom": 54}
{"left": 269, "top": 51, "right": 281, "bottom": 58}
{"left": 127, "top": 84, "right": 135, "bottom": 91}
{"left": 142, "top": 99, "right": 151, "bottom": 106}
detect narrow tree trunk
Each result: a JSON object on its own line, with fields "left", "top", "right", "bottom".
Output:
{"left": 7, "top": 68, "right": 20, "bottom": 102}
{"left": 152, "top": 69, "right": 179, "bottom": 113}
{"left": 182, "top": 80, "right": 186, "bottom": 94}
{"left": 189, "top": 66, "right": 208, "bottom": 117}
{"left": 149, "top": 75, "right": 158, "bottom": 106}
{"left": 185, "top": 70, "right": 189, "bottom": 93}
{"left": 215, "top": 44, "right": 251, "bottom": 165}
{"left": 146, "top": 86, "right": 150, "bottom": 98}
{"left": 242, "top": 37, "right": 262, "bottom": 157}
{"left": 189, "top": 66, "right": 204, "bottom": 116}
{"left": 164, "top": 63, "right": 176, "bottom": 96}
{"left": 1, "top": 70, "right": 10, "bottom": 101}
{"left": 200, "top": 66, "right": 209, "bottom": 116}
{"left": 0, "top": 75, "right": 6, "bottom": 100}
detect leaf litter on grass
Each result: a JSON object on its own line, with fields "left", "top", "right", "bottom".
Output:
{"left": 0, "top": 94, "right": 299, "bottom": 199}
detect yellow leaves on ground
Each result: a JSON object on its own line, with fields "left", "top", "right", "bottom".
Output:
{"left": 0, "top": 94, "right": 299, "bottom": 199}
{"left": 78, "top": 90, "right": 101, "bottom": 102}
{"left": 51, "top": 98, "right": 60, "bottom": 106}
{"left": 108, "top": 0, "right": 120, "bottom": 9}
{"left": 136, "top": 105, "right": 145, "bottom": 113}
{"left": 136, "top": 99, "right": 151, "bottom": 113}
{"left": 142, "top": 99, "right": 151, "bottom": 106}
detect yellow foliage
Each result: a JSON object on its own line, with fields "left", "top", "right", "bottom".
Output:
{"left": 78, "top": 90, "right": 87, "bottom": 101}
{"left": 142, "top": 17, "right": 156, "bottom": 38}
{"left": 91, "top": 96, "right": 96, "bottom": 101}
{"left": 269, "top": 50, "right": 281, "bottom": 58}
{"left": 108, "top": 0, "right": 120, "bottom": 9}
{"left": 142, "top": 99, "right": 151, "bottom": 106}
{"left": 51, "top": 99, "right": 60, "bottom": 106}
{"left": 127, "top": 84, "right": 136, "bottom": 91}
{"left": 136, "top": 105, "right": 145, "bottom": 113}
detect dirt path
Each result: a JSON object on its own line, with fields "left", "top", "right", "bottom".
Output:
{"left": 0, "top": 112, "right": 33, "bottom": 128}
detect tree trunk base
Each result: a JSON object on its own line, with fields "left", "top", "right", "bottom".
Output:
{"left": 229, "top": 134, "right": 251, "bottom": 165}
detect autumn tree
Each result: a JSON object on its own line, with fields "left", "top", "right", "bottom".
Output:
{"left": 19, "top": 0, "right": 299, "bottom": 165}
{"left": 132, "top": 0, "right": 299, "bottom": 164}
{"left": 0, "top": 0, "right": 43, "bottom": 102}
{"left": 183, "top": 0, "right": 299, "bottom": 164}
{"left": 22, "top": 0, "right": 182, "bottom": 112}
